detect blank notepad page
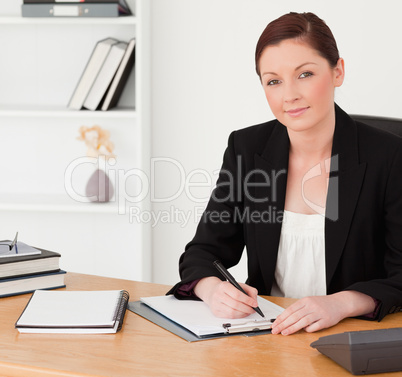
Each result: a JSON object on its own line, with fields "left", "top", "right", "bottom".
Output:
{"left": 17, "top": 290, "right": 122, "bottom": 327}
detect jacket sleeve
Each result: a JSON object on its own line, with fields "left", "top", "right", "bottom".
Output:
{"left": 346, "top": 144, "right": 402, "bottom": 320}
{"left": 167, "top": 131, "right": 246, "bottom": 297}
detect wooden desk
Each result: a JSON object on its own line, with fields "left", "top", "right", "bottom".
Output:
{"left": 0, "top": 272, "right": 401, "bottom": 377}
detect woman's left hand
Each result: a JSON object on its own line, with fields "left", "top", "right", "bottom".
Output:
{"left": 271, "top": 291, "right": 376, "bottom": 335}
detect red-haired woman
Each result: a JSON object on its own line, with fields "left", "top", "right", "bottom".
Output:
{"left": 168, "top": 12, "right": 402, "bottom": 335}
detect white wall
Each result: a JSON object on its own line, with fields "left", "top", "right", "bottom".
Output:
{"left": 150, "top": 0, "right": 402, "bottom": 285}
{"left": 2, "top": 0, "right": 400, "bottom": 285}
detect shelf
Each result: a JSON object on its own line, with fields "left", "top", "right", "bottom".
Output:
{"left": 0, "top": 105, "right": 136, "bottom": 119}
{"left": 0, "top": 0, "right": 151, "bottom": 282}
{"left": 0, "top": 15, "right": 136, "bottom": 25}
{"left": 0, "top": 193, "right": 124, "bottom": 214}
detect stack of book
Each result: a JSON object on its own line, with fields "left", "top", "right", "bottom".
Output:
{"left": 68, "top": 37, "right": 135, "bottom": 111}
{"left": 21, "top": 0, "right": 132, "bottom": 18}
{"left": 0, "top": 239, "right": 65, "bottom": 298}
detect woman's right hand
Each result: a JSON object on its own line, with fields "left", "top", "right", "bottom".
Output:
{"left": 193, "top": 276, "right": 259, "bottom": 318}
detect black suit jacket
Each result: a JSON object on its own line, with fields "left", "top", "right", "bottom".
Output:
{"left": 169, "top": 104, "right": 402, "bottom": 321}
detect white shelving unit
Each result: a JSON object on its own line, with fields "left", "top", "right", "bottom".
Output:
{"left": 0, "top": 0, "right": 151, "bottom": 282}
{"left": 0, "top": 105, "right": 136, "bottom": 119}
{"left": 0, "top": 15, "right": 137, "bottom": 25}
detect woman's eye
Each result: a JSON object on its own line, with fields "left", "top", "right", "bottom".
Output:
{"left": 267, "top": 79, "right": 280, "bottom": 86}
{"left": 299, "top": 71, "right": 313, "bottom": 79}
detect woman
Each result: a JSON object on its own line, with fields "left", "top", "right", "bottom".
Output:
{"left": 167, "top": 12, "right": 402, "bottom": 335}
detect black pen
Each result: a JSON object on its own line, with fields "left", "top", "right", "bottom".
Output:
{"left": 213, "top": 260, "right": 265, "bottom": 318}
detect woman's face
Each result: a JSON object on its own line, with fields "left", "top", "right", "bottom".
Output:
{"left": 259, "top": 39, "right": 344, "bottom": 134}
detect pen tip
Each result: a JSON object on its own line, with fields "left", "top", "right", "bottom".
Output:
{"left": 255, "top": 308, "right": 265, "bottom": 317}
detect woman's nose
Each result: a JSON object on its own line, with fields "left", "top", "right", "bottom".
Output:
{"left": 283, "top": 83, "right": 301, "bottom": 103}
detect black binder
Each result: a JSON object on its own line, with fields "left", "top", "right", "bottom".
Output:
{"left": 21, "top": 3, "right": 131, "bottom": 18}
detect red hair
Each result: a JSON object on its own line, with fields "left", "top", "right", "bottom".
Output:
{"left": 255, "top": 12, "right": 340, "bottom": 77}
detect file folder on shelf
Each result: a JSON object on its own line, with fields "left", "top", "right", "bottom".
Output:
{"left": 21, "top": 3, "right": 131, "bottom": 18}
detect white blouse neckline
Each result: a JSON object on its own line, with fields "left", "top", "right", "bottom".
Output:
{"left": 270, "top": 210, "right": 326, "bottom": 299}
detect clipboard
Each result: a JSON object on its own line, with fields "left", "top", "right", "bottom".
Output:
{"left": 222, "top": 320, "right": 274, "bottom": 334}
{"left": 127, "top": 295, "right": 283, "bottom": 342}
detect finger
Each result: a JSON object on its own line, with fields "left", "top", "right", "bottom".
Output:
{"left": 275, "top": 312, "right": 317, "bottom": 336}
{"left": 272, "top": 306, "right": 313, "bottom": 335}
{"left": 208, "top": 282, "right": 255, "bottom": 317}
{"left": 239, "top": 283, "right": 258, "bottom": 302}
{"left": 273, "top": 307, "right": 309, "bottom": 333}
{"left": 272, "top": 302, "right": 306, "bottom": 329}
{"left": 218, "top": 299, "right": 256, "bottom": 318}
{"left": 223, "top": 287, "right": 257, "bottom": 314}
{"left": 223, "top": 282, "right": 258, "bottom": 308}
{"left": 303, "top": 320, "right": 324, "bottom": 333}
{"left": 212, "top": 292, "right": 256, "bottom": 318}
{"left": 213, "top": 307, "right": 251, "bottom": 319}
{"left": 279, "top": 313, "right": 316, "bottom": 335}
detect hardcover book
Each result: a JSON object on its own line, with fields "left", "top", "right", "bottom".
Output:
{"left": 83, "top": 41, "right": 128, "bottom": 111}
{"left": 0, "top": 270, "right": 66, "bottom": 298}
{"left": 0, "top": 246, "right": 61, "bottom": 280}
{"left": 68, "top": 37, "right": 118, "bottom": 110}
{"left": 101, "top": 38, "right": 135, "bottom": 111}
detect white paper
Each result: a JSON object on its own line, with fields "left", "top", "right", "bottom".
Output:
{"left": 140, "top": 295, "right": 284, "bottom": 336}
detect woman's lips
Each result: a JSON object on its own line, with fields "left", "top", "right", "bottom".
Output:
{"left": 286, "top": 107, "right": 309, "bottom": 118}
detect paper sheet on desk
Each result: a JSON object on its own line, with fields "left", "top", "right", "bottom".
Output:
{"left": 140, "top": 296, "right": 284, "bottom": 336}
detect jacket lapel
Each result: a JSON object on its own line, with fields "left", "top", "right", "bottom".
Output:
{"left": 250, "top": 105, "right": 366, "bottom": 293}
{"left": 252, "top": 122, "right": 289, "bottom": 291}
{"left": 325, "top": 105, "right": 367, "bottom": 289}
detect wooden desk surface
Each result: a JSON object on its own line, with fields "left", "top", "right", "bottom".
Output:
{"left": 0, "top": 272, "right": 401, "bottom": 377}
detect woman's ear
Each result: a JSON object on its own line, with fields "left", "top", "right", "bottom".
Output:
{"left": 333, "top": 58, "right": 345, "bottom": 87}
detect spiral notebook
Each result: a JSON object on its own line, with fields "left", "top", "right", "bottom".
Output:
{"left": 15, "top": 289, "right": 129, "bottom": 334}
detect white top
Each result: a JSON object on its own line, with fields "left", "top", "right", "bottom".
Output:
{"left": 270, "top": 210, "right": 326, "bottom": 299}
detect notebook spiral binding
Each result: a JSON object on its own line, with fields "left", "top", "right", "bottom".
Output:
{"left": 113, "top": 290, "right": 130, "bottom": 332}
